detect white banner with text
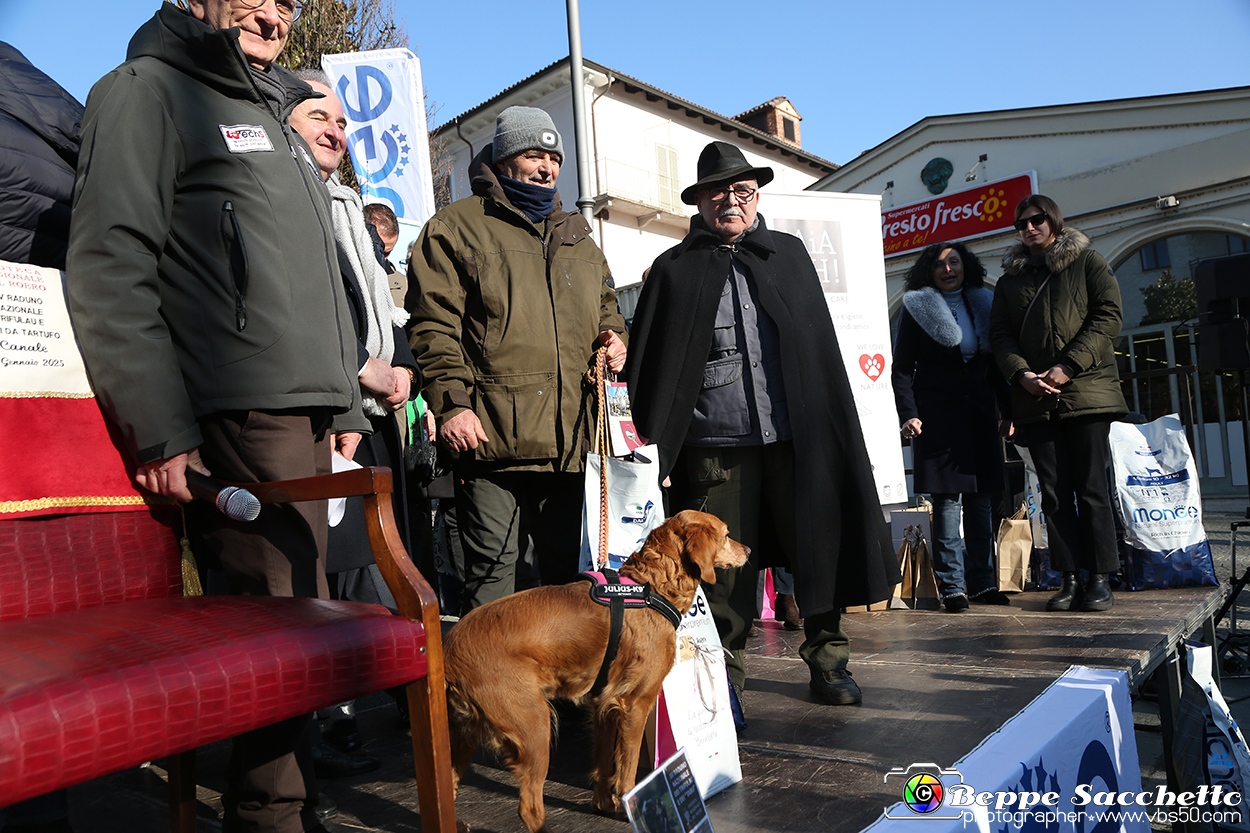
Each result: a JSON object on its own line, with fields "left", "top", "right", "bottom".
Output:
{"left": 768, "top": 191, "right": 906, "bottom": 506}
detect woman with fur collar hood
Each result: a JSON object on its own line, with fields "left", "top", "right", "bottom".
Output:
{"left": 893, "top": 241, "right": 1009, "bottom": 612}
{"left": 990, "top": 195, "right": 1127, "bottom": 613}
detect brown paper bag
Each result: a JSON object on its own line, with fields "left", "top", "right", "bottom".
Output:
{"left": 995, "top": 503, "right": 1031, "bottom": 594}
{"left": 890, "top": 525, "right": 940, "bottom": 610}
{"left": 890, "top": 500, "right": 932, "bottom": 555}
{"left": 843, "top": 600, "right": 890, "bottom": 614}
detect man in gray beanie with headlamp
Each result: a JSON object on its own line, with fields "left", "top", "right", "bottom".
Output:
{"left": 408, "top": 105, "right": 626, "bottom": 612}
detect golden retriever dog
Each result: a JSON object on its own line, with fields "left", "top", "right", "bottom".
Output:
{"left": 444, "top": 510, "right": 749, "bottom": 833}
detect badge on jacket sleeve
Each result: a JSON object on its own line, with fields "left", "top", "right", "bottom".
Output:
{"left": 219, "top": 124, "right": 274, "bottom": 153}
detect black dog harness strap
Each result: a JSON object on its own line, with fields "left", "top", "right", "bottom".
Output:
{"left": 580, "top": 570, "right": 683, "bottom": 697}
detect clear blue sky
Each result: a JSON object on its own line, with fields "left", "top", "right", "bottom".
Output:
{"left": 4, "top": 0, "right": 1248, "bottom": 166}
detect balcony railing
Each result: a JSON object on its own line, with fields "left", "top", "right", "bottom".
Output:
{"left": 594, "top": 157, "right": 690, "bottom": 215}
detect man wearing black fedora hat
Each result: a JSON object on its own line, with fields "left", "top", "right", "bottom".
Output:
{"left": 625, "top": 141, "right": 897, "bottom": 717}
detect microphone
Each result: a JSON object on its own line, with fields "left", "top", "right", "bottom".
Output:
{"left": 185, "top": 470, "right": 261, "bottom": 522}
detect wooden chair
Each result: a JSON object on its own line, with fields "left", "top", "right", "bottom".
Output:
{"left": 0, "top": 466, "right": 455, "bottom": 833}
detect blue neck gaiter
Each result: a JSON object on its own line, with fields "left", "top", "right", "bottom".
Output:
{"left": 499, "top": 175, "right": 557, "bottom": 223}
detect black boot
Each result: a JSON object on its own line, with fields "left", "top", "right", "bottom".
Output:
{"left": 1078, "top": 573, "right": 1114, "bottom": 611}
{"left": 1046, "top": 572, "right": 1080, "bottom": 611}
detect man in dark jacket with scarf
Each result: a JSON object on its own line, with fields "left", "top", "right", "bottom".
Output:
{"left": 409, "top": 106, "right": 626, "bottom": 612}
{"left": 625, "top": 141, "right": 897, "bottom": 714}
{"left": 66, "top": 1, "right": 363, "bottom": 830}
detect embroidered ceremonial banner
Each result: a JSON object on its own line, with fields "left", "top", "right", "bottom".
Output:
{"left": 0, "top": 261, "right": 147, "bottom": 517}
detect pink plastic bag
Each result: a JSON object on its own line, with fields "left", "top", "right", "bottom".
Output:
{"left": 759, "top": 568, "right": 776, "bottom": 620}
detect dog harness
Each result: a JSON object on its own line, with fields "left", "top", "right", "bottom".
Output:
{"left": 579, "top": 569, "right": 683, "bottom": 696}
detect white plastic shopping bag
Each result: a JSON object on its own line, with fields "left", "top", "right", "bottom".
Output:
{"left": 579, "top": 444, "right": 664, "bottom": 572}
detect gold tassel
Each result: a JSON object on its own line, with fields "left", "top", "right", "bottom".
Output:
{"left": 178, "top": 505, "right": 203, "bottom": 597}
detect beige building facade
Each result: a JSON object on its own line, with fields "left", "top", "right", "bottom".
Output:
{"left": 431, "top": 59, "right": 835, "bottom": 320}
{"left": 810, "top": 87, "right": 1250, "bottom": 494}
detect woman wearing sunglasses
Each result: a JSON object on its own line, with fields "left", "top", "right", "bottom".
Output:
{"left": 990, "top": 195, "right": 1127, "bottom": 612}
{"left": 893, "top": 242, "right": 1010, "bottom": 612}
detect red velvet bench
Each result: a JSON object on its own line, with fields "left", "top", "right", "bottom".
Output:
{"left": 0, "top": 467, "right": 455, "bottom": 833}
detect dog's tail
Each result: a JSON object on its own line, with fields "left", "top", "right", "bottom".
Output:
{"left": 445, "top": 677, "right": 487, "bottom": 747}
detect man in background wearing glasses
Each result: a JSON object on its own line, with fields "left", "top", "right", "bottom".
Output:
{"left": 66, "top": 0, "right": 362, "bottom": 830}
{"left": 625, "top": 141, "right": 897, "bottom": 725}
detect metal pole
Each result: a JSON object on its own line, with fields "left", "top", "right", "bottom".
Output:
{"left": 565, "top": 0, "right": 595, "bottom": 225}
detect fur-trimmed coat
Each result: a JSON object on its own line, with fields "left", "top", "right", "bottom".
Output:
{"left": 990, "top": 228, "right": 1127, "bottom": 427}
{"left": 892, "top": 286, "right": 1005, "bottom": 495}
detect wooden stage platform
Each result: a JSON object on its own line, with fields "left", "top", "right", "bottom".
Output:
{"left": 61, "top": 585, "right": 1224, "bottom": 833}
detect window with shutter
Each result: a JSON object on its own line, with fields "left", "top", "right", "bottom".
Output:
{"left": 656, "top": 144, "right": 678, "bottom": 212}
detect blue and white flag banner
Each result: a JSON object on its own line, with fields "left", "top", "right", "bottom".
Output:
{"left": 321, "top": 48, "right": 435, "bottom": 229}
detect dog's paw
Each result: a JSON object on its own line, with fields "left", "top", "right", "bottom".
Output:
{"left": 593, "top": 794, "right": 625, "bottom": 818}
{"left": 456, "top": 822, "right": 471, "bottom": 833}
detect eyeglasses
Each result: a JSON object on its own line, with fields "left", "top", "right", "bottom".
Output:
{"left": 1013, "top": 213, "right": 1049, "bottom": 232}
{"left": 707, "top": 185, "right": 758, "bottom": 203}
{"left": 236, "top": 0, "right": 303, "bottom": 23}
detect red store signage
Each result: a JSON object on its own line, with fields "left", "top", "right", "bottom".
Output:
{"left": 881, "top": 171, "right": 1037, "bottom": 256}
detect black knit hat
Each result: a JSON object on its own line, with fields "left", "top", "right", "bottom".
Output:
{"left": 680, "top": 141, "right": 774, "bottom": 205}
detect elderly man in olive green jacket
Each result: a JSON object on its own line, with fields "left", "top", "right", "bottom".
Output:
{"left": 409, "top": 106, "right": 625, "bottom": 612}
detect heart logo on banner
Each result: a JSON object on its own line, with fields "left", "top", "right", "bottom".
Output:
{"left": 859, "top": 354, "right": 885, "bottom": 381}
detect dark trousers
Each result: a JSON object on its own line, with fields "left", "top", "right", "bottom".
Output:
{"left": 674, "top": 443, "right": 849, "bottom": 690}
{"left": 456, "top": 471, "right": 584, "bottom": 612}
{"left": 191, "top": 409, "right": 332, "bottom": 833}
{"left": 1018, "top": 416, "right": 1120, "bottom": 574}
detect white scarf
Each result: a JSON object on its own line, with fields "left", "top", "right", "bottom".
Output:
{"left": 327, "top": 174, "right": 409, "bottom": 416}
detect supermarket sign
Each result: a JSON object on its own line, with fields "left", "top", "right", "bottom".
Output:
{"left": 882, "top": 172, "right": 1037, "bottom": 256}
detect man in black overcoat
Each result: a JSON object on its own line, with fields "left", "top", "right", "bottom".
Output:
{"left": 624, "top": 142, "right": 898, "bottom": 714}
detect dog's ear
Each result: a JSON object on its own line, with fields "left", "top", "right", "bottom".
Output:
{"left": 684, "top": 520, "right": 721, "bottom": 584}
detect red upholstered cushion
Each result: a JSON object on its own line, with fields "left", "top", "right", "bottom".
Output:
{"left": 0, "top": 596, "right": 427, "bottom": 806}
{"left": 0, "top": 510, "right": 182, "bottom": 622}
